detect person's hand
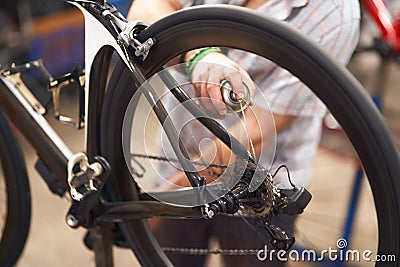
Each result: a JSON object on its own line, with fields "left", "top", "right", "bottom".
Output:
{"left": 190, "top": 52, "right": 255, "bottom": 118}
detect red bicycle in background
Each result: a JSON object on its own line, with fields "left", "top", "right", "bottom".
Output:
{"left": 358, "top": 0, "right": 400, "bottom": 58}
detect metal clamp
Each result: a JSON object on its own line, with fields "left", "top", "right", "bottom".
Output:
{"left": 117, "top": 20, "right": 156, "bottom": 61}
{"left": 1, "top": 60, "right": 85, "bottom": 128}
{"left": 0, "top": 60, "right": 50, "bottom": 115}
{"left": 48, "top": 63, "right": 86, "bottom": 129}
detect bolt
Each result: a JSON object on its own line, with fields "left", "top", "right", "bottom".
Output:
{"left": 146, "top": 39, "right": 155, "bottom": 46}
{"left": 206, "top": 209, "right": 215, "bottom": 218}
{"left": 116, "top": 38, "right": 124, "bottom": 46}
{"left": 66, "top": 214, "right": 79, "bottom": 228}
{"left": 136, "top": 44, "right": 144, "bottom": 53}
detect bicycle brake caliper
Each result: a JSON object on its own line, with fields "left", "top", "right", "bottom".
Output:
{"left": 117, "top": 20, "right": 156, "bottom": 61}
{"left": 67, "top": 153, "right": 109, "bottom": 201}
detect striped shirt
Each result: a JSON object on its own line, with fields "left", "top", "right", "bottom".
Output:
{"left": 161, "top": 0, "right": 360, "bottom": 188}
{"left": 179, "top": 0, "right": 309, "bottom": 20}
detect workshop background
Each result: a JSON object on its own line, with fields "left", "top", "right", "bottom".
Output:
{"left": 0, "top": 0, "right": 399, "bottom": 266}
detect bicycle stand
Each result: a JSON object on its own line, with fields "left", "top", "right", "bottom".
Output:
{"left": 90, "top": 223, "right": 114, "bottom": 267}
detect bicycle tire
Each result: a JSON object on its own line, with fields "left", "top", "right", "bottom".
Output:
{"left": 100, "top": 6, "right": 400, "bottom": 266}
{"left": 0, "top": 109, "right": 31, "bottom": 267}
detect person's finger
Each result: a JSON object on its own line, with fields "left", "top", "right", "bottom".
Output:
{"left": 241, "top": 71, "right": 256, "bottom": 94}
{"left": 225, "top": 71, "right": 245, "bottom": 100}
{"left": 192, "top": 70, "right": 207, "bottom": 97}
{"left": 197, "top": 81, "right": 208, "bottom": 108}
{"left": 236, "top": 70, "right": 255, "bottom": 107}
{"left": 207, "top": 72, "right": 227, "bottom": 117}
{"left": 197, "top": 80, "right": 223, "bottom": 118}
{"left": 193, "top": 65, "right": 225, "bottom": 118}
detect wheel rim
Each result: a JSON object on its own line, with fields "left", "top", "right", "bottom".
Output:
{"left": 102, "top": 6, "right": 400, "bottom": 266}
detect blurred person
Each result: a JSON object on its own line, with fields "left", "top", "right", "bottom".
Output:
{"left": 127, "top": 1, "right": 360, "bottom": 266}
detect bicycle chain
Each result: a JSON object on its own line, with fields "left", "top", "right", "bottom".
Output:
{"left": 130, "top": 153, "right": 228, "bottom": 169}
{"left": 162, "top": 247, "right": 260, "bottom": 256}
{"left": 132, "top": 153, "right": 263, "bottom": 256}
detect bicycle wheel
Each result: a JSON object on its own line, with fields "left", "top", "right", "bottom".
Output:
{"left": 100, "top": 6, "right": 400, "bottom": 266}
{"left": 0, "top": 109, "right": 31, "bottom": 267}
